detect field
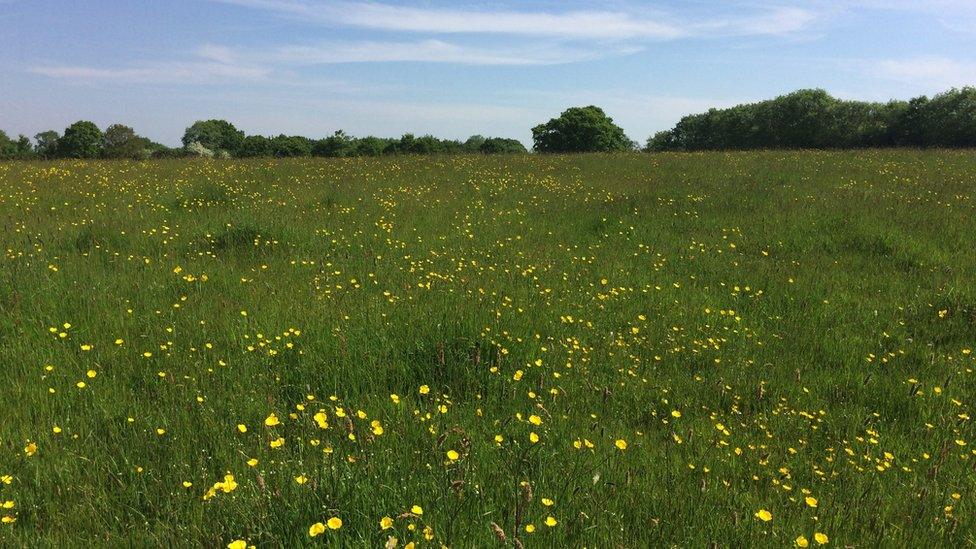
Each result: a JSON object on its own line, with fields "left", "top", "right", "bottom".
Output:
{"left": 0, "top": 151, "right": 974, "bottom": 547}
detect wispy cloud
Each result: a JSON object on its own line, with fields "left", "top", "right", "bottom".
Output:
{"left": 267, "top": 39, "right": 634, "bottom": 66}
{"left": 31, "top": 46, "right": 270, "bottom": 83}
{"left": 213, "top": 0, "right": 819, "bottom": 40}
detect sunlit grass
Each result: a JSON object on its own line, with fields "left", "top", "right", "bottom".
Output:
{"left": 0, "top": 151, "right": 973, "bottom": 547}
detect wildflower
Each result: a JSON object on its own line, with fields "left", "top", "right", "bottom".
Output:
{"left": 814, "top": 532, "right": 828, "bottom": 545}
{"left": 446, "top": 450, "right": 459, "bottom": 461}
{"left": 805, "top": 496, "right": 818, "bottom": 508}
{"left": 309, "top": 522, "right": 326, "bottom": 537}
{"left": 264, "top": 413, "right": 280, "bottom": 427}
{"left": 615, "top": 439, "right": 628, "bottom": 450}
{"left": 545, "top": 516, "right": 557, "bottom": 527}
{"left": 24, "top": 442, "right": 37, "bottom": 456}
{"left": 327, "top": 517, "right": 342, "bottom": 529}
{"left": 227, "top": 541, "right": 247, "bottom": 549}
{"left": 796, "top": 535, "right": 809, "bottom": 547}
{"left": 380, "top": 516, "right": 393, "bottom": 529}
{"left": 411, "top": 505, "right": 424, "bottom": 515}
{"left": 755, "top": 509, "right": 772, "bottom": 522}
{"left": 419, "top": 385, "right": 430, "bottom": 395}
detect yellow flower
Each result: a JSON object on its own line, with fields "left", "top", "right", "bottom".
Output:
{"left": 237, "top": 424, "right": 247, "bottom": 433}
{"left": 419, "top": 385, "right": 430, "bottom": 395}
{"left": 247, "top": 458, "right": 259, "bottom": 467}
{"left": 671, "top": 410, "right": 681, "bottom": 418}
{"left": 86, "top": 369, "right": 97, "bottom": 378}
{"left": 529, "top": 432, "right": 540, "bottom": 443}
{"left": 411, "top": 505, "right": 424, "bottom": 515}
{"left": 615, "top": 439, "right": 628, "bottom": 450}
{"left": 814, "top": 532, "right": 828, "bottom": 545}
{"left": 264, "top": 413, "right": 280, "bottom": 426}
{"left": 23, "top": 442, "right": 37, "bottom": 457}
{"left": 295, "top": 475, "right": 308, "bottom": 485}
{"left": 755, "top": 509, "right": 772, "bottom": 522}
{"left": 525, "top": 524, "right": 536, "bottom": 533}
{"left": 805, "top": 496, "right": 818, "bottom": 508}
{"left": 446, "top": 449, "right": 460, "bottom": 461}
{"left": 327, "top": 517, "right": 342, "bottom": 529}
{"left": 314, "top": 412, "right": 329, "bottom": 429}
{"left": 227, "top": 541, "right": 247, "bottom": 549}
{"left": 528, "top": 414, "right": 542, "bottom": 425}
{"left": 309, "top": 522, "right": 326, "bottom": 537}
{"left": 796, "top": 535, "right": 809, "bottom": 547}
{"left": 380, "top": 516, "right": 393, "bottom": 530}
{"left": 544, "top": 516, "right": 557, "bottom": 527}
{"left": 270, "top": 437, "right": 285, "bottom": 448}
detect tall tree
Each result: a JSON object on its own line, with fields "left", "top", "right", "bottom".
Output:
{"left": 532, "top": 106, "right": 631, "bottom": 153}
{"left": 102, "top": 124, "right": 150, "bottom": 159}
{"left": 34, "top": 131, "right": 60, "bottom": 159}
{"left": 57, "top": 121, "right": 103, "bottom": 159}
{"left": 182, "top": 120, "right": 244, "bottom": 154}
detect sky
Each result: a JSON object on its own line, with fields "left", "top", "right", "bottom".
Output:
{"left": 1, "top": 0, "right": 975, "bottom": 146}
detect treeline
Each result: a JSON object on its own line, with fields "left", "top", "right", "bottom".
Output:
{"left": 5, "top": 87, "right": 976, "bottom": 159}
{"left": 646, "top": 87, "right": 976, "bottom": 151}
{"left": 0, "top": 119, "right": 526, "bottom": 160}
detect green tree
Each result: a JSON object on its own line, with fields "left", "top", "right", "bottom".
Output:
{"left": 238, "top": 135, "right": 273, "bottom": 158}
{"left": 480, "top": 137, "right": 527, "bottom": 154}
{"left": 532, "top": 106, "right": 631, "bottom": 153}
{"left": 101, "top": 124, "right": 150, "bottom": 159}
{"left": 312, "top": 131, "right": 354, "bottom": 157}
{"left": 34, "top": 131, "right": 60, "bottom": 159}
{"left": 58, "top": 121, "right": 103, "bottom": 159}
{"left": 182, "top": 120, "right": 244, "bottom": 155}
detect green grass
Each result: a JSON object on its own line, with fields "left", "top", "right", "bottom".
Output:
{"left": 0, "top": 151, "right": 974, "bottom": 547}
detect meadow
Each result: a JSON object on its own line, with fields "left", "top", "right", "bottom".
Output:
{"left": 0, "top": 151, "right": 973, "bottom": 547}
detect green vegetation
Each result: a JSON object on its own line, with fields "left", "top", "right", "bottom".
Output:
{"left": 0, "top": 152, "right": 973, "bottom": 547}
{"left": 648, "top": 87, "right": 976, "bottom": 151}
{"left": 531, "top": 106, "right": 633, "bottom": 153}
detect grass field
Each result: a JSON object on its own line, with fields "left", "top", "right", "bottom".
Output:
{"left": 0, "top": 151, "right": 974, "bottom": 547}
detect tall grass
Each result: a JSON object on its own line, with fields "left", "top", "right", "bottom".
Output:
{"left": 0, "top": 151, "right": 973, "bottom": 547}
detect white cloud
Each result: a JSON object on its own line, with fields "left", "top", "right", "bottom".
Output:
{"left": 213, "top": 0, "right": 818, "bottom": 40}
{"left": 267, "top": 39, "right": 632, "bottom": 66}
{"left": 31, "top": 62, "right": 269, "bottom": 83}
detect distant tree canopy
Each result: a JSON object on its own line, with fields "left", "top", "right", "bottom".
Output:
{"left": 0, "top": 130, "right": 33, "bottom": 160}
{"left": 4, "top": 87, "right": 975, "bottom": 161}
{"left": 57, "top": 121, "right": 103, "bottom": 159}
{"left": 532, "top": 106, "right": 633, "bottom": 153}
{"left": 647, "top": 88, "right": 976, "bottom": 151}
{"left": 102, "top": 124, "right": 152, "bottom": 159}
{"left": 182, "top": 119, "right": 245, "bottom": 154}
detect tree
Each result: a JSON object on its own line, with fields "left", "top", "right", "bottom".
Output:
{"left": 532, "top": 106, "right": 631, "bottom": 153}
{"left": 34, "top": 131, "right": 60, "bottom": 159}
{"left": 269, "top": 135, "right": 312, "bottom": 157}
{"left": 312, "top": 131, "right": 354, "bottom": 157}
{"left": 58, "top": 121, "right": 103, "bottom": 159}
{"left": 463, "top": 135, "right": 487, "bottom": 153}
{"left": 182, "top": 120, "right": 244, "bottom": 155}
{"left": 101, "top": 124, "right": 150, "bottom": 159}
{"left": 480, "top": 137, "right": 527, "bottom": 154}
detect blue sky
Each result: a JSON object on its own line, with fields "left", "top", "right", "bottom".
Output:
{"left": 1, "top": 0, "right": 975, "bottom": 146}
